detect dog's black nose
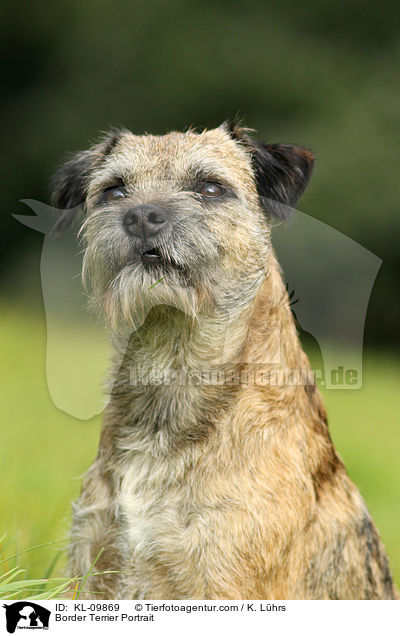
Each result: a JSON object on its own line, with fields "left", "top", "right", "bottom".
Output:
{"left": 123, "top": 204, "right": 168, "bottom": 239}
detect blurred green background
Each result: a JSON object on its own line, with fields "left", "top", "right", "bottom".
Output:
{"left": 0, "top": 0, "right": 399, "bottom": 590}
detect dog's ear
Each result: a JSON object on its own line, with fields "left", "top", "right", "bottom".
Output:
{"left": 224, "top": 122, "right": 315, "bottom": 219}
{"left": 50, "top": 150, "right": 94, "bottom": 236}
{"left": 50, "top": 129, "right": 126, "bottom": 236}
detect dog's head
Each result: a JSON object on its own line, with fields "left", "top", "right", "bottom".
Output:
{"left": 51, "top": 124, "right": 314, "bottom": 331}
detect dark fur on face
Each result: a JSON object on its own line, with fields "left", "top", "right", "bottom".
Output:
{"left": 50, "top": 129, "right": 127, "bottom": 236}
{"left": 225, "top": 122, "right": 314, "bottom": 219}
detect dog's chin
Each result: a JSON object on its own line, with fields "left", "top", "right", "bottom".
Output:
{"left": 101, "top": 258, "right": 199, "bottom": 333}
{"left": 125, "top": 251, "right": 189, "bottom": 288}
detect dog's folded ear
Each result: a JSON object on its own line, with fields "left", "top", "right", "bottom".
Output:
{"left": 225, "top": 122, "right": 315, "bottom": 220}
{"left": 50, "top": 150, "right": 94, "bottom": 236}
{"left": 50, "top": 129, "right": 125, "bottom": 237}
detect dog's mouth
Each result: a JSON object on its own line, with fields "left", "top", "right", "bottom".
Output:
{"left": 141, "top": 248, "right": 163, "bottom": 266}
{"left": 139, "top": 247, "right": 186, "bottom": 275}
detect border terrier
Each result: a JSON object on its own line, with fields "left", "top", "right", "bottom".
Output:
{"left": 52, "top": 122, "right": 397, "bottom": 599}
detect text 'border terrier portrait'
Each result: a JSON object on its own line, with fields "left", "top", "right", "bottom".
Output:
{"left": 51, "top": 122, "right": 397, "bottom": 599}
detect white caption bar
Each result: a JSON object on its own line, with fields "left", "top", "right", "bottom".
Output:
{"left": 1, "top": 599, "right": 398, "bottom": 635}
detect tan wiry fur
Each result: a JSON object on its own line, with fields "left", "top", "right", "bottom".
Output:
{"left": 52, "top": 125, "right": 397, "bottom": 599}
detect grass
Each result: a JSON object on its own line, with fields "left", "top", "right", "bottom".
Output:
{"left": 0, "top": 537, "right": 117, "bottom": 599}
{"left": 1, "top": 301, "right": 399, "bottom": 592}
{"left": 0, "top": 537, "right": 72, "bottom": 599}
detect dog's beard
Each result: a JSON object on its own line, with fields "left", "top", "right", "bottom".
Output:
{"left": 80, "top": 208, "right": 223, "bottom": 333}
{"left": 82, "top": 238, "right": 215, "bottom": 335}
{"left": 101, "top": 263, "right": 204, "bottom": 332}
{"left": 77, "top": 203, "right": 273, "bottom": 337}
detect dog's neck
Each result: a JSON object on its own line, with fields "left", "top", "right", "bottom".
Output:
{"left": 105, "top": 251, "right": 309, "bottom": 456}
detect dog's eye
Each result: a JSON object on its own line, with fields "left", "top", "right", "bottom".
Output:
{"left": 195, "top": 182, "right": 226, "bottom": 198}
{"left": 102, "top": 185, "right": 128, "bottom": 202}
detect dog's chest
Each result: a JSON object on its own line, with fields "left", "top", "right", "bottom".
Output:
{"left": 115, "top": 453, "right": 210, "bottom": 595}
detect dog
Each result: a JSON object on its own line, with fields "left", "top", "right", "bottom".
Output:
{"left": 51, "top": 122, "right": 397, "bottom": 599}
